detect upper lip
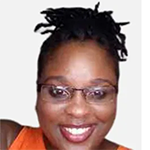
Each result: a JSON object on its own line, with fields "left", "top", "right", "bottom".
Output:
{"left": 60, "top": 123, "right": 96, "bottom": 128}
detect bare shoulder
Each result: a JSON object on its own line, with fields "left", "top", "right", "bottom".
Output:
{"left": 100, "top": 139, "right": 119, "bottom": 150}
{"left": 0, "top": 119, "right": 23, "bottom": 150}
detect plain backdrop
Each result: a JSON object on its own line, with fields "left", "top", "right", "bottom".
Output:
{"left": 142, "top": 0, "right": 150, "bottom": 149}
{"left": 0, "top": 0, "right": 141, "bottom": 149}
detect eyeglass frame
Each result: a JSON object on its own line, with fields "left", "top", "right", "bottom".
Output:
{"left": 37, "top": 83, "right": 118, "bottom": 104}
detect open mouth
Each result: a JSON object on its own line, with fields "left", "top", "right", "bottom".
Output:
{"left": 59, "top": 124, "right": 96, "bottom": 143}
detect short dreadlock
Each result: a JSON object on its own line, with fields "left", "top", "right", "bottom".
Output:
{"left": 34, "top": 2, "right": 129, "bottom": 81}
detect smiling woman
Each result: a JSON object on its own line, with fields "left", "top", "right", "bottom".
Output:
{"left": 0, "top": 2, "right": 132, "bottom": 150}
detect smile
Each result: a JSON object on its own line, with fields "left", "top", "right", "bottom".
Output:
{"left": 60, "top": 124, "right": 96, "bottom": 143}
{"left": 64, "top": 127, "right": 90, "bottom": 135}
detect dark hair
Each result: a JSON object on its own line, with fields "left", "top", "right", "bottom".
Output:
{"left": 34, "top": 2, "right": 129, "bottom": 82}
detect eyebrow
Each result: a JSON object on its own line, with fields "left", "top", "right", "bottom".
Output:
{"left": 43, "top": 76, "right": 114, "bottom": 86}
{"left": 90, "top": 78, "right": 115, "bottom": 86}
{"left": 44, "top": 75, "right": 68, "bottom": 83}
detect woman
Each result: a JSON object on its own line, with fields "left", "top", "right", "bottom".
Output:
{"left": 0, "top": 2, "right": 131, "bottom": 150}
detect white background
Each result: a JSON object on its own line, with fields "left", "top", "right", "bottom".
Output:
{"left": 0, "top": 0, "right": 141, "bottom": 149}
{"left": 142, "top": 0, "right": 150, "bottom": 149}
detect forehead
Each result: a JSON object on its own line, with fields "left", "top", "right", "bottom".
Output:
{"left": 40, "top": 40, "right": 117, "bottom": 85}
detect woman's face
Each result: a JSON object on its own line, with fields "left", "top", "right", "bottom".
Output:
{"left": 36, "top": 40, "right": 118, "bottom": 150}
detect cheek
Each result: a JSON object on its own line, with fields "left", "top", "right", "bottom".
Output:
{"left": 36, "top": 97, "right": 68, "bottom": 148}
{"left": 36, "top": 97, "right": 64, "bottom": 125}
{"left": 94, "top": 101, "right": 117, "bottom": 123}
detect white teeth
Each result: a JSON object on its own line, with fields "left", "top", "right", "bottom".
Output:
{"left": 64, "top": 127, "right": 90, "bottom": 135}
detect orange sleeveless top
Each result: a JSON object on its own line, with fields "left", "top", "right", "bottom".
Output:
{"left": 8, "top": 126, "right": 130, "bottom": 150}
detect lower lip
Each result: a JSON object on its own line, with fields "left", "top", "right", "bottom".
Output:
{"left": 60, "top": 125, "right": 96, "bottom": 143}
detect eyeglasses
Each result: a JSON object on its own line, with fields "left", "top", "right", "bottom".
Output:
{"left": 38, "top": 84, "right": 117, "bottom": 104}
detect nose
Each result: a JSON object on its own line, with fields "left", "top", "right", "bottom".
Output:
{"left": 64, "top": 92, "right": 91, "bottom": 118}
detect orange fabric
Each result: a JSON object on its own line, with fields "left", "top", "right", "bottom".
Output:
{"left": 117, "top": 145, "right": 131, "bottom": 150}
{"left": 8, "top": 126, "right": 130, "bottom": 150}
{"left": 8, "top": 126, "right": 45, "bottom": 150}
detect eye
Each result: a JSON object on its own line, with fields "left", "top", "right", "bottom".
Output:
{"left": 86, "top": 88, "right": 107, "bottom": 102}
{"left": 91, "top": 90, "right": 106, "bottom": 100}
{"left": 48, "top": 86, "right": 70, "bottom": 100}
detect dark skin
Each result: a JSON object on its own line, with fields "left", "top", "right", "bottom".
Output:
{"left": 36, "top": 40, "right": 119, "bottom": 150}
{"left": 0, "top": 40, "right": 119, "bottom": 150}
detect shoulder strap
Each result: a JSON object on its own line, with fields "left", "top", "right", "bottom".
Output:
{"left": 8, "top": 126, "right": 45, "bottom": 150}
{"left": 117, "top": 145, "right": 132, "bottom": 150}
